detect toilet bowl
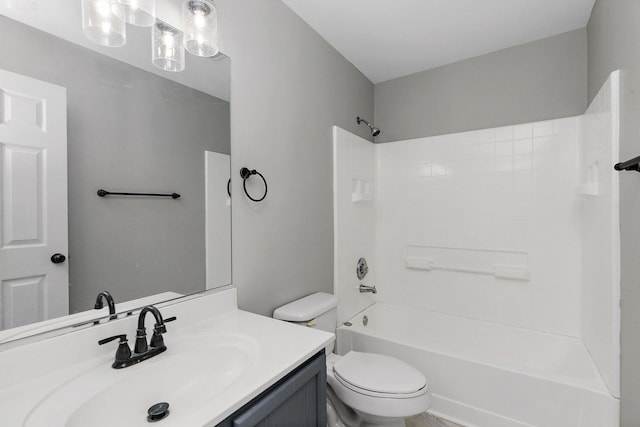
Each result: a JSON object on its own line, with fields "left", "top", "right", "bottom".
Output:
{"left": 326, "top": 352, "right": 431, "bottom": 427}
{"left": 274, "top": 293, "right": 431, "bottom": 427}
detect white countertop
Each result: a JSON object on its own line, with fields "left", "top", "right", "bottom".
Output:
{"left": 0, "top": 287, "right": 333, "bottom": 426}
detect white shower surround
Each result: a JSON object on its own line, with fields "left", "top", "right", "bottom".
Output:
{"left": 334, "top": 116, "right": 585, "bottom": 335}
{"left": 332, "top": 71, "right": 620, "bottom": 424}
{"left": 373, "top": 116, "right": 583, "bottom": 336}
{"left": 580, "top": 71, "right": 621, "bottom": 397}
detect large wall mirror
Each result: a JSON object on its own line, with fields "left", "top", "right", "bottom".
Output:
{"left": 0, "top": 1, "right": 231, "bottom": 344}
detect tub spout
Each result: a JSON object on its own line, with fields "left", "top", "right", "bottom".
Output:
{"left": 359, "top": 284, "right": 377, "bottom": 294}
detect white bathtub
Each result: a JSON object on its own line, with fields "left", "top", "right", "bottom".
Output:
{"left": 336, "top": 303, "right": 618, "bottom": 427}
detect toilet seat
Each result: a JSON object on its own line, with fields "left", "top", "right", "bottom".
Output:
{"left": 327, "top": 351, "right": 431, "bottom": 420}
{"left": 334, "top": 374, "right": 428, "bottom": 399}
{"left": 333, "top": 351, "right": 427, "bottom": 399}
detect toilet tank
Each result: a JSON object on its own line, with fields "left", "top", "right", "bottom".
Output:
{"left": 273, "top": 292, "right": 338, "bottom": 353}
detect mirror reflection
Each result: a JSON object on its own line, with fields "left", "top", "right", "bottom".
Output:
{"left": 0, "top": 2, "right": 231, "bottom": 342}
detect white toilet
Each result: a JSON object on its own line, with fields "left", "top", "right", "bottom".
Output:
{"left": 273, "top": 292, "right": 431, "bottom": 427}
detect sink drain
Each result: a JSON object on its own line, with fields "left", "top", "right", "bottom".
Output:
{"left": 147, "top": 402, "right": 170, "bottom": 423}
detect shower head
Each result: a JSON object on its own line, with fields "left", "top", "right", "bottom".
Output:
{"left": 357, "top": 116, "right": 381, "bottom": 137}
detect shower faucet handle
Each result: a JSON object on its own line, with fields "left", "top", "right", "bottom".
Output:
{"left": 357, "top": 258, "right": 369, "bottom": 280}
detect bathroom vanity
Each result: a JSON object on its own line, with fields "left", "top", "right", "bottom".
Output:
{"left": 217, "top": 351, "right": 326, "bottom": 427}
{"left": 0, "top": 7, "right": 330, "bottom": 425}
{"left": 0, "top": 287, "right": 332, "bottom": 426}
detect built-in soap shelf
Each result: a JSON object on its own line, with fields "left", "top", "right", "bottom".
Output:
{"left": 405, "top": 245, "right": 531, "bottom": 281}
{"left": 579, "top": 161, "right": 600, "bottom": 196}
{"left": 578, "top": 183, "right": 599, "bottom": 196}
{"left": 352, "top": 177, "right": 372, "bottom": 202}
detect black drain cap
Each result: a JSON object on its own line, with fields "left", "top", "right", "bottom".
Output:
{"left": 147, "top": 402, "right": 170, "bottom": 423}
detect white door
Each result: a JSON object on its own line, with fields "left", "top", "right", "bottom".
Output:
{"left": 0, "top": 68, "right": 68, "bottom": 330}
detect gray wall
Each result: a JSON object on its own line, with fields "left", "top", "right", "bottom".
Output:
{"left": 374, "top": 29, "right": 588, "bottom": 142}
{"left": 0, "top": 16, "right": 230, "bottom": 312}
{"left": 215, "top": 0, "right": 374, "bottom": 316}
{"left": 587, "top": 1, "right": 640, "bottom": 425}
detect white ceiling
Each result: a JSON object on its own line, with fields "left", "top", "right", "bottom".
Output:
{"left": 281, "top": 0, "right": 596, "bottom": 84}
{"left": 0, "top": 0, "right": 230, "bottom": 101}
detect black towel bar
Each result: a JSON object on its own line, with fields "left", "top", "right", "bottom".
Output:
{"left": 97, "top": 189, "right": 181, "bottom": 199}
{"left": 614, "top": 156, "right": 640, "bottom": 172}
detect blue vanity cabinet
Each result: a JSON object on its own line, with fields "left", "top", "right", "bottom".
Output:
{"left": 216, "top": 350, "right": 327, "bottom": 427}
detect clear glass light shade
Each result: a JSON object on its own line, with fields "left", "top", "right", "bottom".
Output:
{"left": 82, "top": 0, "right": 126, "bottom": 47}
{"left": 182, "top": 0, "right": 219, "bottom": 57}
{"left": 152, "top": 21, "right": 185, "bottom": 72}
{"left": 110, "top": 0, "right": 156, "bottom": 27}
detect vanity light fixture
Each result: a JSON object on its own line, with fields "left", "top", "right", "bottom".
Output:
{"left": 110, "top": 0, "right": 157, "bottom": 27}
{"left": 183, "top": 0, "right": 219, "bottom": 57}
{"left": 152, "top": 20, "right": 185, "bottom": 72}
{"left": 80, "top": 0, "right": 221, "bottom": 72}
{"left": 81, "top": 0, "right": 127, "bottom": 47}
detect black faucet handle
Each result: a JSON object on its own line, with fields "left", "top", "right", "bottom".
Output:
{"left": 150, "top": 316, "right": 176, "bottom": 348}
{"left": 153, "top": 316, "right": 177, "bottom": 335}
{"left": 98, "top": 334, "right": 131, "bottom": 363}
{"left": 98, "top": 334, "right": 127, "bottom": 345}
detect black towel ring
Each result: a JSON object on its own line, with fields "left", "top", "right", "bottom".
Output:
{"left": 240, "top": 167, "right": 268, "bottom": 202}
{"left": 227, "top": 178, "right": 231, "bottom": 197}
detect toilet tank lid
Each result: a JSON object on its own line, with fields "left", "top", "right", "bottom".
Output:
{"left": 273, "top": 292, "right": 338, "bottom": 322}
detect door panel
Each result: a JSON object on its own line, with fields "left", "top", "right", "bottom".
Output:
{"left": 1, "top": 275, "right": 46, "bottom": 328}
{"left": 0, "top": 68, "right": 68, "bottom": 330}
{"left": 2, "top": 144, "right": 44, "bottom": 246}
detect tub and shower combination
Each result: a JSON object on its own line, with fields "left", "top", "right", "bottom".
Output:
{"left": 336, "top": 303, "right": 618, "bottom": 427}
{"left": 334, "top": 73, "right": 621, "bottom": 426}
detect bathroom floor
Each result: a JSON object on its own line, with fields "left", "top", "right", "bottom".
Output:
{"left": 407, "top": 412, "right": 464, "bottom": 427}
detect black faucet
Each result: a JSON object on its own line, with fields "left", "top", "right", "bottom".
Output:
{"left": 98, "top": 305, "right": 176, "bottom": 369}
{"left": 135, "top": 305, "right": 167, "bottom": 354}
{"left": 94, "top": 291, "right": 117, "bottom": 320}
